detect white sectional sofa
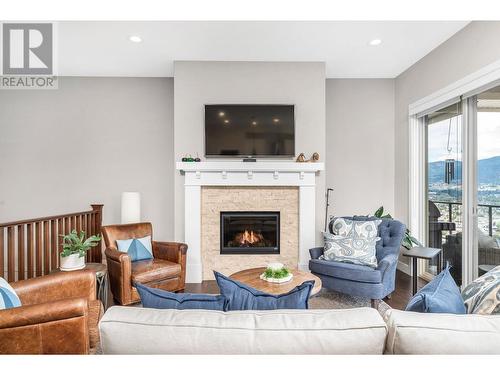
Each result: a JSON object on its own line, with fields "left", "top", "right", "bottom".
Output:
{"left": 99, "top": 306, "right": 500, "bottom": 354}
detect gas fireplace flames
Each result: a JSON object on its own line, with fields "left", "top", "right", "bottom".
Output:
{"left": 231, "top": 229, "right": 268, "bottom": 247}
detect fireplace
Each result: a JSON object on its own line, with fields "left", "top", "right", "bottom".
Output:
{"left": 220, "top": 211, "right": 280, "bottom": 254}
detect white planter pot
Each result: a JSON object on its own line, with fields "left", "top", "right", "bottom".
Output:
{"left": 60, "top": 253, "right": 86, "bottom": 271}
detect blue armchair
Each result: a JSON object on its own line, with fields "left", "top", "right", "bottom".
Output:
{"left": 309, "top": 216, "right": 406, "bottom": 306}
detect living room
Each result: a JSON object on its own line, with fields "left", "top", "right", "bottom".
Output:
{"left": 1, "top": 0, "right": 500, "bottom": 371}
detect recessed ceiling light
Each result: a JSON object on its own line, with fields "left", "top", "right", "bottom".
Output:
{"left": 218, "top": 111, "right": 225, "bottom": 117}
{"left": 273, "top": 118, "right": 280, "bottom": 123}
{"left": 129, "top": 35, "right": 142, "bottom": 43}
{"left": 224, "top": 119, "right": 229, "bottom": 124}
{"left": 369, "top": 39, "right": 382, "bottom": 46}
{"left": 251, "top": 121, "right": 258, "bottom": 126}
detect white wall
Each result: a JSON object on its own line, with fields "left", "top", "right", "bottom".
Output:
{"left": 0, "top": 77, "right": 175, "bottom": 240}
{"left": 326, "top": 79, "right": 395, "bottom": 217}
{"left": 174, "top": 61, "right": 326, "bottom": 245}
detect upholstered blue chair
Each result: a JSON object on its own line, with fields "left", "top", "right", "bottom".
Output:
{"left": 309, "top": 216, "right": 406, "bottom": 306}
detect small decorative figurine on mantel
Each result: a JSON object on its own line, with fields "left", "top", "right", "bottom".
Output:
{"left": 296, "top": 152, "right": 320, "bottom": 162}
{"left": 181, "top": 153, "right": 201, "bottom": 162}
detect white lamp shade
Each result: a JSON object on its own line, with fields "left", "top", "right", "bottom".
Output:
{"left": 121, "top": 192, "right": 141, "bottom": 224}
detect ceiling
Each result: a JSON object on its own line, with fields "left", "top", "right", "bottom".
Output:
{"left": 57, "top": 21, "right": 469, "bottom": 78}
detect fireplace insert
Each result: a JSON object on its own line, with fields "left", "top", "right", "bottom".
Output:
{"left": 220, "top": 211, "right": 280, "bottom": 254}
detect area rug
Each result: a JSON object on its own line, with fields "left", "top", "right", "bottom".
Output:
{"left": 309, "top": 289, "right": 392, "bottom": 319}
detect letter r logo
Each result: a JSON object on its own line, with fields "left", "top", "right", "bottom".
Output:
{"left": 2, "top": 23, "right": 53, "bottom": 75}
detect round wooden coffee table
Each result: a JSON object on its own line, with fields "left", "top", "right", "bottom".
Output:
{"left": 230, "top": 267, "right": 322, "bottom": 296}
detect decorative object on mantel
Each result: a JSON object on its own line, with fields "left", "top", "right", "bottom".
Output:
{"left": 181, "top": 154, "right": 200, "bottom": 162}
{"left": 296, "top": 152, "right": 320, "bottom": 162}
{"left": 59, "top": 230, "right": 101, "bottom": 271}
{"left": 260, "top": 262, "right": 293, "bottom": 283}
{"left": 296, "top": 153, "right": 307, "bottom": 162}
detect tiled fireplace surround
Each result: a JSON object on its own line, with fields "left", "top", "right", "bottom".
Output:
{"left": 176, "top": 161, "right": 324, "bottom": 283}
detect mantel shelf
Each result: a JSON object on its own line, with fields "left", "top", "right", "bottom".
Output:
{"left": 176, "top": 161, "right": 324, "bottom": 173}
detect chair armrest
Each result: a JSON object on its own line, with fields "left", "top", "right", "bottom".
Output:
{"left": 153, "top": 241, "right": 188, "bottom": 264}
{"left": 0, "top": 297, "right": 87, "bottom": 329}
{"left": 105, "top": 247, "right": 132, "bottom": 304}
{"left": 0, "top": 297, "right": 89, "bottom": 354}
{"left": 105, "top": 247, "right": 129, "bottom": 262}
{"left": 377, "top": 254, "right": 399, "bottom": 276}
{"left": 12, "top": 269, "right": 96, "bottom": 306}
{"left": 309, "top": 247, "right": 324, "bottom": 260}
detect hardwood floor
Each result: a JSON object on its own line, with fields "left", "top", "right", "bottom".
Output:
{"left": 184, "top": 270, "right": 428, "bottom": 310}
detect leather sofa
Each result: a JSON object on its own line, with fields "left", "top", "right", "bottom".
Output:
{"left": 99, "top": 305, "right": 500, "bottom": 354}
{"left": 0, "top": 269, "right": 102, "bottom": 354}
{"left": 102, "top": 222, "right": 188, "bottom": 305}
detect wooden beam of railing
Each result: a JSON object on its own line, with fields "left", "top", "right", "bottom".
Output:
{"left": 0, "top": 204, "right": 103, "bottom": 281}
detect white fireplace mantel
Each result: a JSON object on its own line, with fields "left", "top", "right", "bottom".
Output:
{"left": 176, "top": 161, "right": 324, "bottom": 283}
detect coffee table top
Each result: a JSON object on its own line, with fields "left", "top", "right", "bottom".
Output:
{"left": 230, "top": 267, "right": 322, "bottom": 296}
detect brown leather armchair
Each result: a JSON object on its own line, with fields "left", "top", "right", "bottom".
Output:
{"left": 0, "top": 269, "right": 102, "bottom": 354}
{"left": 102, "top": 222, "right": 188, "bottom": 306}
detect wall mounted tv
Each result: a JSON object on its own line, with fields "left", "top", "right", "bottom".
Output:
{"left": 204, "top": 104, "right": 295, "bottom": 158}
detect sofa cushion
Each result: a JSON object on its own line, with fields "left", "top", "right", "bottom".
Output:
{"left": 385, "top": 308, "right": 500, "bottom": 354}
{"left": 309, "top": 259, "right": 382, "bottom": 283}
{"left": 99, "top": 306, "right": 387, "bottom": 354}
{"left": 116, "top": 235, "right": 153, "bottom": 262}
{"left": 462, "top": 265, "right": 500, "bottom": 315}
{"left": 0, "top": 277, "right": 21, "bottom": 309}
{"left": 214, "top": 271, "right": 313, "bottom": 311}
{"left": 131, "top": 259, "right": 181, "bottom": 284}
{"left": 135, "top": 282, "right": 227, "bottom": 311}
{"left": 405, "top": 264, "right": 466, "bottom": 314}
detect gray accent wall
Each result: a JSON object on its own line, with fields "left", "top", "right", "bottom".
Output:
{"left": 326, "top": 79, "right": 395, "bottom": 217}
{"left": 0, "top": 77, "right": 175, "bottom": 240}
{"left": 173, "top": 61, "right": 327, "bottom": 245}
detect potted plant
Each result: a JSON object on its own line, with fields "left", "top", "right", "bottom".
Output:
{"left": 373, "top": 206, "right": 422, "bottom": 250}
{"left": 260, "top": 262, "right": 293, "bottom": 283}
{"left": 60, "top": 230, "right": 101, "bottom": 271}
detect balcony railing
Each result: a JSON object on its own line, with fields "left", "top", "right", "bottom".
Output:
{"left": 431, "top": 200, "right": 500, "bottom": 237}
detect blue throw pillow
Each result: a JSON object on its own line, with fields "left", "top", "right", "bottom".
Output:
{"left": 135, "top": 282, "right": 227, "bottom": 311}
{"left": 116, "top": 235, "right": 153, "bottom": 262}
{"left": 0, "top": 277, "right": 21, "bottom": 309}
{"left": 405, "top": 264, "right": 466, "bottom": 314}
{"left": 214, "top": 271, "right": 313, "bottom": 311}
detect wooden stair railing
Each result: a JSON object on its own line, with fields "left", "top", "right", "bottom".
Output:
{"left": 0, "top": 204, "right": 103, "bottom": 282}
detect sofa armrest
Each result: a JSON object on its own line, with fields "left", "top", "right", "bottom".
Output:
{"left": 153, "top": 241, "right": 188, "bottom": 264}
{"left": 309, "top": 247, "right": 324, "bottom": 260}
{"left": 0, "top": 297, "right": 89, "bottom": 354}
{"left": 12, "top": 269, "right": 96, "bottom": 306}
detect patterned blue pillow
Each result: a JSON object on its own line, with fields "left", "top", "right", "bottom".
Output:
{"left": 406, "top": 263, "right": 466, "bottom": 314}
{"left": 0, "top": 277, "right": 21, "bottom": 309}
{"left": 214, "top": 271, "right": 313, "bottom": 311}
{"left": 135, "top": 282, "right": 227, "bottom": 311}
{"left": 116, "top": 235, "right": 153, "bottom": 262}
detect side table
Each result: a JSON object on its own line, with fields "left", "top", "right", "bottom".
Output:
{"left": 51, "top": 262, "right": 108, "bottom": 310}
{"left": 402, "top": 246, "right": 443, "bottom": 295}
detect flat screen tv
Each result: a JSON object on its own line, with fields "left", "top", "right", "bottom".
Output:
{"left": 204, "top": 104, "right": 295, "bottom": 158}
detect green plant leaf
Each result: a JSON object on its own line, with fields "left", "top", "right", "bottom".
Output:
{"left": 374, "top": 206, "right": 384, "bottom": 218}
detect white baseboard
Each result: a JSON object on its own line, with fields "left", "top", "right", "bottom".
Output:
{"left": 397, "top": 260, "right": 412, "bottom": 276}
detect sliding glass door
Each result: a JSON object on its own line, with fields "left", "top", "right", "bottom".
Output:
{"left": 475, "top": 88, "right": 500, "bottom": 277}
{"left": 420, "top": 84, "right": 500, "bottom": 287}
{"left": 425, "top": 102, "right": 463, "bottom": 284}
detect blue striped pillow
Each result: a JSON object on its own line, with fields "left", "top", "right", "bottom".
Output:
{"left": 0, "top": 277, "right": 21, "bottom": 309}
